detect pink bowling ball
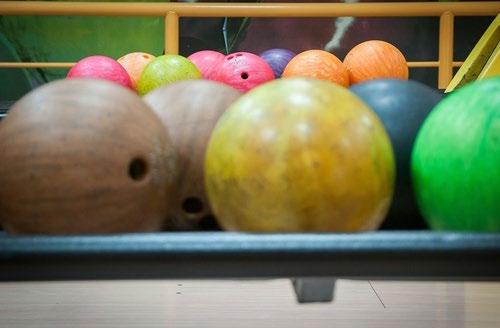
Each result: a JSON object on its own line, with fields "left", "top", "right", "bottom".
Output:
{"left": 188, "top": 50, "right": 225, "bottom": 80}
{"left": 67, "top": 55, "right": 132, "bottom": 89}
{"left": 215, "top": 52, "right": 275, "bottom": 92}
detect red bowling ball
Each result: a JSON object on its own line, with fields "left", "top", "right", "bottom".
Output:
{"left": 67, "top": 55, "right": 132, "bottom": 89}
{"left": 188, "top": 50, "right": 225, "bottom": 80}
{"left": 214, "top": 52, "right": 275, "bottom": 92}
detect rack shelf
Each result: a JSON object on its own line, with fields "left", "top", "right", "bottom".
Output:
{"left": 1, "top": 232, "right": 499, "bottom": 282}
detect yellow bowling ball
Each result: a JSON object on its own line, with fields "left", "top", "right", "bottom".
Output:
{"left": 205, "top": 78, "right": 395, "bottom": 232}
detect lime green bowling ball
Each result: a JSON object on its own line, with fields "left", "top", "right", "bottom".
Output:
{"left": 411, "top": 77, "right": 500, "bottom": 232}
{"left": 205, "top": 78, "right": 395, "bottom": 232}
{"left": 137, "top": 55, "right": 201, "bottom": 95}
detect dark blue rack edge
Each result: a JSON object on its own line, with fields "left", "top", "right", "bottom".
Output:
{"left": 0, "top": 232, "right": 499, "bottom": 281}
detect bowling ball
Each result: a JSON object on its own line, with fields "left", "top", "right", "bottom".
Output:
{"left": 205, "top": 78, "right": 395, "bottom": 232}
{"left": 0, "top": 79, "right": 177, "bottom": 234}
{"left": 67, "top": 55, "right": 132, "bottom": 89}
{"left": 282, "top": 50, "right": 349, "bottom": 87}
{"left": 259, "top": 48, "right": 296, "bottom": 78}
{"left": 188, "top": 50, "right": 225, "bottom": 80}
{"left": 144, "top": 80, "right": 241, "bottom": 230}
{"left": 137, "top": 55, "right": 201, "bottom": 95}
{"left": 351, "top": 79, "right": 443, "bottom": 229}
{"left": 412, "top": 78, "right": 500, "bottom": 232}
{"left": 344, "top": 40, "right": 408, "bottom": 85}
{"left": 117, "top": 52, "right": 156, "bottom": 90}
{"left": 215, "top": 52, "right": 275, "bottom": 93}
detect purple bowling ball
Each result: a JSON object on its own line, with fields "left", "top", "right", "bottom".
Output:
{"left": 259, "top": 48, "right": 296, "bottom": 78}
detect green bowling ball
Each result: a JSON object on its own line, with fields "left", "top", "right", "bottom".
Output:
{"left": 137, "top": 55, "right": 201, "bottom": 95}
{"left": 411, "top": 78, "right": 500, "bottom": 232}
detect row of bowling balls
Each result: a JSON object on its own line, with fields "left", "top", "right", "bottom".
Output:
{"left": 0, "top": 76, "right": 498, "bottom": 234}
{"left": 67, "top": 40, "right": 408, "bottom": 95}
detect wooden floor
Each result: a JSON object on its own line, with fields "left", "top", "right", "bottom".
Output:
{"left": 1, "top": 279, "right": 499, "bottom": 327}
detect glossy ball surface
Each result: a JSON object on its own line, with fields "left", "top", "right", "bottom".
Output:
{"left": 205, "top": 78, "right": 395, "bottom": 232}
{"left": 188, "top": 50, "right": 225, "bottom": 80}
{"left": 259, "top": 48, "right": 296, "bottom": 78}
{"left": 344, "top": 40, "right": 408, "bottom": 85}
{"left": 282, "top": 50, "right": 349, "bottom": 87}
{"left": 67, "top": 55, "right": 132, "bottom": 89}
{"left": 144, "top": 80, "right": 241, "bottom": 230}
{"left": 0, "top": 79, "right": 177, "bottom": 234}
{"left": 215, "top": 52, "right": 275, "bottom": 93}
{"left": 412, "top": 78, "right": 500, "bottom": 232}
{"left": 117, "top": 52, "right": 156, "bottom": 90}
{"left": 351, "top": 79, "right": 442, "bottom": 229}
{"left": 137, "top": 55, "right": 201, "bottom": 95}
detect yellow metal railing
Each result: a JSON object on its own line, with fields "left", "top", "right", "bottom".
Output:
{"left": 0, "top": 1, "right": 499, "bottom": 88}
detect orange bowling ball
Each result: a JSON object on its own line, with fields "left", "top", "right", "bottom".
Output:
{"left": 118, "top": 52, "right": 156, "bottom": 90}
{"left": 343, "top": 40, "right": 408, "bottom": 85}
{"left": 282, "top": 50, "right": 349, "bottom": 87}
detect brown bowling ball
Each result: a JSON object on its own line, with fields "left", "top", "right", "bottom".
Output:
{"left": 144, "top": 80, "right": 241, "bottom": 230}
{"left": 0, "top": 79, "right": 177, "bottom": 234}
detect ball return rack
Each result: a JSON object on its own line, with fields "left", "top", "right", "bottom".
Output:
{"left": 0, "top": 2, "right": 499, "bottom": 303}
